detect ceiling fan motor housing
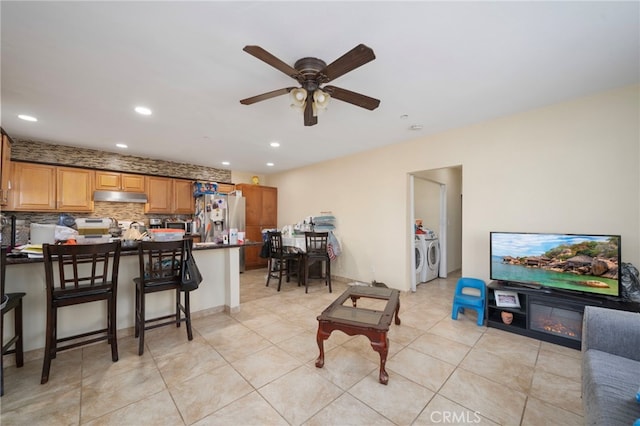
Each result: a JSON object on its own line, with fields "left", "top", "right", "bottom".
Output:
{"left": 294, "top": 57, "right": 327, "bottom": 91}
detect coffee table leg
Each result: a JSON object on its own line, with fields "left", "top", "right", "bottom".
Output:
{"left": 394, "top": 299, "right": 401, "bottom": 325}
{"left": 315, "top": 324, "right": 330, "bottom": 368}
{"left": 370, "top": 334, "right": 390, "bottom": 385}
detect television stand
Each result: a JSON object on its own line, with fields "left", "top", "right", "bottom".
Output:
{"left": 486, "top": 281, "right": 639, "bottom": 349}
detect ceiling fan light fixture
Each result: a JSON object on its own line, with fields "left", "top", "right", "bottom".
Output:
{"left": 290, "top": 88, "right": 307, "bottom": 110}
{"left": 312, "top": 89, "right": 330, "bottom": 116}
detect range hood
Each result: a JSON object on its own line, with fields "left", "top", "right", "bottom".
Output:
{"left": 93, "top": 190, "right": 147, "bottom": 203}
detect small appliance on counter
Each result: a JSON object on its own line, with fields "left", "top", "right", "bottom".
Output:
{"left": 149, "top": 218, "right": 162, "bottom": 229}
{"left": 74, "top": 218, "right": 112, "bottom": 244}
{"left": 164, "top": 220, "right": 191, "bottom": 233}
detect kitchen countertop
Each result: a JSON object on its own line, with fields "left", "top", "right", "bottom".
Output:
{"left": 5, "top": 240, "right": 263, "bottom": 265}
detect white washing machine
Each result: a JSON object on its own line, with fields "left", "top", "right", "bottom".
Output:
{"left": 414, "top": 235, "right": 426, "bottom": 283}
{"left": 416, "top": 234, "right": 440, "bottom": 283}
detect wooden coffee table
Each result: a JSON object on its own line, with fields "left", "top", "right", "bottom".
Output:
{"left": 315, "top": 285, "right": 401, "bottom": 384}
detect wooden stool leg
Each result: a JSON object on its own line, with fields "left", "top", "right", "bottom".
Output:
{"left": 41, "top": 305, "right": 54, "bottom": 384}
{"left": 138, "top": 291, "right": 146, "bottom": 356}
{"left": 175, "top": 288, "right": 181, "bottom": 328}
{"left": 109, "top": 295, "right": 118, "bottom": 362}
{"left": 134, "top": 285, "right": 140, "bottom": 337}
{"left": 184, "top": 291, "right": 193, "bottom": 341}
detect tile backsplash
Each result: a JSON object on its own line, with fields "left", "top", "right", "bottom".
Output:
{"left": 1, "top": 139, "right": 232, "bottom": 244}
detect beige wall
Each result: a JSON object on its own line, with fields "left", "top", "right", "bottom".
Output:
{"left": 269, "top": 85, "right": 640, "bottom": 291}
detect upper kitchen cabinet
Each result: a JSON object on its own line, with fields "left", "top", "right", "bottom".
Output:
{"left": 216, "top": 183, "right": 235, "bottom": 194}
{"left": 95, "top": 171, "right": 146, "bottom": 192}
{"left": 173, "top": 178, "right": 195, "bottom": 214}
{"left": 145, "top": 176, "right": 173, "bottom": 213}
{"left": 57, "top": 167, "right": 94, "bottom": 212}
{"left": 146, "top": 176, "right": 194, "bottom": 214}
{"left": 1, "top": 132, "right": 12, "bottom": 205}
{"left": 8, "top": 162, "right": 57, "bottom": 211}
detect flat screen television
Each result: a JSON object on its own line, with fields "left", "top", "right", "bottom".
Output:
{"left": 490, "top": 232, "right": 620, "bottom": 298}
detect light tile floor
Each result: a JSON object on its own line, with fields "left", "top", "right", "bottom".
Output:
{"left": 1, "top": 270, "right": 584, "bottom": 425}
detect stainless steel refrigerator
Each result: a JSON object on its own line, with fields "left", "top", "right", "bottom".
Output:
{"left": 194, "top": 192, "right": 246, "bottom": 271}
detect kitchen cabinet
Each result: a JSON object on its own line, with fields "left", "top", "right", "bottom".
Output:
{"left": 173, "top": 178, "right": 195, "bottom": 214}
{"left": 8, "top": 162, "right": 57, "bottom": 211}
{"left": 236, "top": 184, "right": 277, "bottom": 269}
{"left": 57, "top": 167, "right": 94, "bottom": 212}
{"left": 145, "top": 177, "right": 193, "bottom": 214}
{"left": 145, "top": 176, "right": 173, "bottom": 213}
{"left": 1, "top": 132, "right": 12, "bottom": 205}
{"left": 8, "top": 163, "right": 94, "bottom": 212}
{"left": 217, "top": 183, "right": 235, "bottom": 194}
{"left": 95, "top": 171, "right": 146, "bottom": 192}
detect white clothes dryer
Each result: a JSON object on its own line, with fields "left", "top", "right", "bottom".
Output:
{"left": 424, "top": 237, "right": 440, "bottom": 282}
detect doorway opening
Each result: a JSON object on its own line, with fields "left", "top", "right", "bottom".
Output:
{"left": 409, "top": 166, "right": 462, "bottom": 292}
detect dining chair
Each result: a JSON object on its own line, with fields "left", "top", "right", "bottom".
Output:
{"left": 266, "top": 231, "right": 302, "bottom": 291}
{"left": 303, "top": 231, "right": 332, "bottom": 293}
{"left": 1, "top": 246, "right": 25, "bottom": 396}
{"left": 134, "top": 239, "right": 193, "bottom": 356}
{"left": 41, "top": 241, "right": 121, "bottom": 384}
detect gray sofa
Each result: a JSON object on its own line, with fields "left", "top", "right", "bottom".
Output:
{"left": 582, "top": 306, "right": 640, "bottom": 425}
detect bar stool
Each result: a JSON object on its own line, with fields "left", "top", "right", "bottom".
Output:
{"left": 1, "top": 246, "right": 25, "bottom": 396}
{"left": 266, "top": 231, "right": 302, "bottom": 291}
{"left": 303, "top": 232, "right": 332, "bottom": 293}
{"left": 134, "top": 239, "right": 193, "bottom": 356}
{"left": 41, "top": 241, "right": 121, "bottom": 384}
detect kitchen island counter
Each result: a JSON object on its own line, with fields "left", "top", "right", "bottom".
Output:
{"left": 3, "top": 241, "right": 262, "bottom": 354}
{"left": 4, "top": 240, "right": 262, "bottom": 265}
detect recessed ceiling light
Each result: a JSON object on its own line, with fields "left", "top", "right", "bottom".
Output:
{"left": 266, "top": 162, "right": 274, "bottom": 167}
{"left": 221, "top": 161, "right": 230, "bottom": 166}
{"left": 409, "top": 124, "right": 423, "bottom": 130}
{"left": 134, "top": 106, "right": 152, "bottom": 116}
{"left": 400, "top": 114, "right": 409, "bottom": 120}
{"left": 270, "top": 142, "right": 280, "bottom": 148}
{"left": 116, "top": 143, "right": 128, "bottom": 149}
{"left": 18, "top": 114, "right": 38, "bottom": 122}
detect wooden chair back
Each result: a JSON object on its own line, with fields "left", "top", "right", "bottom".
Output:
{"left": 43, "top": 242, "right": 121, "bottom": 301}
{"left": 136, "top": 240, "right": 185, "bottom": 287}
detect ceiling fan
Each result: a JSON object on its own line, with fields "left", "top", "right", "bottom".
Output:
{"left": 240, "top": 44, "right": 380, "bottom": 126}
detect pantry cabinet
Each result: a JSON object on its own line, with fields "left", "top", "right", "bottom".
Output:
{"left": 1, "top": 132, "right": 12, "bottom": 205}
{"left": 95, "top": 171, "right": 145, "bottom": 192}
{"left": 236, "top": 184, "right": 277, "bottom": 269}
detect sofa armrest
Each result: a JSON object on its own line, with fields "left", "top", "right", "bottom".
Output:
{"left": 582, "top": 306, "right": 640, "bottom": 361}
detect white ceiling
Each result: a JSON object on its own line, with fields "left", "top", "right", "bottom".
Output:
{"left": 2, "top": 1, "right": 638, "bottom": 174}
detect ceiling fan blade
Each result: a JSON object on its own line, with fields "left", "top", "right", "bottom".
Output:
{"left": 243, "top": 45, "right": 299, "bottom": 79}
{"left": 323, "top": 44, "right": 376, "bottom": 82}
{"left": 304, "top": 95, "right": 318, "bottom": 126}
{"left": 240, "top": 87, "right": 295, "bottom": 105}
{"left": 323, "top": 85, "right": 380, "bottom": 110}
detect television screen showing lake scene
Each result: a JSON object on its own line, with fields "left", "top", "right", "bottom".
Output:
{"left": 490, "top": 232, "right": 620, "bottom": 297}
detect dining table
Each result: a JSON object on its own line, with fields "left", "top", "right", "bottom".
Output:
{"left": 282, "top": 235, "right": 306, "bottom": 252}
